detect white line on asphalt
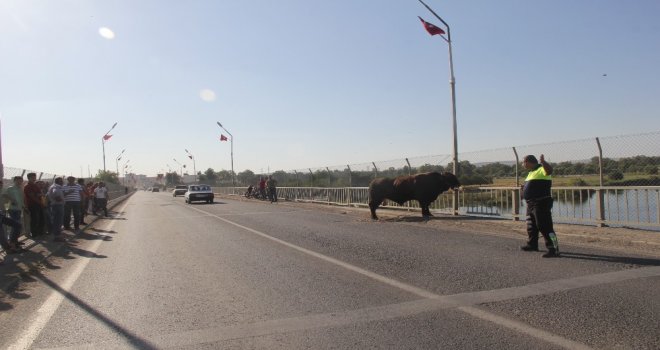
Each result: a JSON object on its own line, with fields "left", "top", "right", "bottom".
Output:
{"left": 8, "top": 198, "right": 132, "bottom": 350}
{"left": 183, "top": 204, "right": 601, "bottom": 349}
{"left": 39, "top": 266, "right": 660, "bottom": 350}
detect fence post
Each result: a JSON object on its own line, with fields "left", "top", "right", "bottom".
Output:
{"left": 512, "top": 147, "right": 520, "bottom": 186}
{"left": 596, "top": 137, "right": 603, "bottom": 187}
{"left": 346, "top": 165, "right": 352, "bottom": 206}
{"left": 595, "top": 188, "right": 606, "bottom": 227}
{"left": 512, "top": 188, "right": 520, "bottom": 221}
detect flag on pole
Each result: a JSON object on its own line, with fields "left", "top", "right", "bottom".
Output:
{"left": 418, "top": 16, "right": 445, "bottom": 36}
{"left": 220, "top": 134, "right": 228, "bottom": 141}
{"left": 103, "top": 134, "right": 113, "bottom": 141}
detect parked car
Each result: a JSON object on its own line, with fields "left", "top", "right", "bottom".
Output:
{"left": 172, "top": 185, "right": 188, "bottom": 197}
{"left": 151, "top": 187, "right": 160, "bottom": 192}
{"left": 184, "top": 184, "right": 214, "bottom": 204}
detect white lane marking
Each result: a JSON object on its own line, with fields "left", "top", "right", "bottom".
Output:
{"left": 458, "top": 306, "right": 594, "bottom": 350}
{"left": 184, "top": 204, "right": 438, "bottom": 299}
{"left": 38, "top": 266, "right": 660, "bottom": 350}
{"left": 8, "top": 198, "right": 132, "bottom": 350}
{"left": 183, "top": 205, "right": 601, "bottom": 349}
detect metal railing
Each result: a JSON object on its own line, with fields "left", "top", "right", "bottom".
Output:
{"left": 215, "top": 186, "right": 660, "bottom": 230}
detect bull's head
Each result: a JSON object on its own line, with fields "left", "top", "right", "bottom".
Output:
{"left": 442, "top": 172, "right": 461, "bottom": 190}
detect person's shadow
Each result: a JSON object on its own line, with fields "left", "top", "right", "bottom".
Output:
{"left": 560, "top": 252, "right": 660, "bottom": 266}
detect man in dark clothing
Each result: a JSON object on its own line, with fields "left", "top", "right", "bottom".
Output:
{"left": 520, "top": 154, "right": 560, "bottom": 258}
{"left": 24, "top": 173, "right": 46, "bottom": 237}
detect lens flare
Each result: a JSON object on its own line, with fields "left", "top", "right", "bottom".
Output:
{"left": 99, "top": 27, "right": 115, "bottom": 39}
{"left": 200, "top": 89, "right": 216, "bottom": 102}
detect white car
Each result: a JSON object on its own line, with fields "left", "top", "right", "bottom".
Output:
{"left": 172, "top": 185, "right": 188, "bottom": 197}
{"left": 184, "top": 184, "right": 214, "bottom": 204}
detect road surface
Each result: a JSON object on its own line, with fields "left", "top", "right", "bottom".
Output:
{"left": 0, "top": 191, "right": 658, "bottom": 349}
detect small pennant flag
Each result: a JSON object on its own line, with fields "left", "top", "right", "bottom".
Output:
{"left": 220, "top": 134, "right": 228, "bottom": 141}
{"left": 418, "top": 16, "right": 445, "bottom": 36}
{"left": 103, "top": 134, "right": 113, "bottom": 141}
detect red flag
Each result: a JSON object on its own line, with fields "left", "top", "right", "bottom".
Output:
{"left": 220, "top": 134, "right": 228, "bottom": 141}
{"left": 103, "top": 134, "right": 113, "bottom": 141}
{"left": 418, "top": 16, "right": 445, "bottom": 36}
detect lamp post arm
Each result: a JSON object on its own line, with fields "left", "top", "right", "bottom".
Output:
{"left": 418, "top": 0, "right": 451, "bottom": 39}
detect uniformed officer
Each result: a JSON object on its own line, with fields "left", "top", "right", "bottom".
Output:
{"left": 520, "top": 154, "right": 560, "bottom": 258}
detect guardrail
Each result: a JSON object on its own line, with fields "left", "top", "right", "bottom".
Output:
{"left": 216, "top": 186, "right": 660, "bottom": 230}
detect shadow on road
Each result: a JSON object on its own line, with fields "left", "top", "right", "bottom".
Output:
{"left": 560, "top": 252, "right": 660, "bottom": 266}
{"left": 32, "top": 271, "right": 159, "bottom": 349}
{"left": 383, "top": 215, "right": 487, "bottom": 223}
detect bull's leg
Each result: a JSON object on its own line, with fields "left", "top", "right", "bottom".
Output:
{"left": 369, "top": 198, "right": 382, "bottom": 220}
{"left": 420, "top": 202, "right": 433, "bottom": 218}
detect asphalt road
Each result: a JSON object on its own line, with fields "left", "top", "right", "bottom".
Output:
{"left": 1, "top": 191, "right": 658, "bottom": 349}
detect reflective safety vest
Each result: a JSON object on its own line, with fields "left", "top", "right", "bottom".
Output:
{"left": 523, "top": 165, "right": 552, "bottom": 200}
{"left": 525, "top": 165, "right": 552, "bottom": 181}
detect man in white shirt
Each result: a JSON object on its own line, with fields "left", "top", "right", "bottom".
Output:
{"left": 94, "top": 182, "right": 110, "bottom": 217}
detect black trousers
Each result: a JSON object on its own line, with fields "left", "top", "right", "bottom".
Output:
{"left": 28, "top": 204, "right": 46, "bottom": 235}
{"left": 526, "top": 197, "right": 558, "bottom": 251}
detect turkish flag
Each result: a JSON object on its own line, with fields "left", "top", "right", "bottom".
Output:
{"left": 418, "top": 16, "right": 445, "bottom": 36}
{"left": 103, "top": 134, "right": 113, "bottom": 141}
{"left": 220, "top": 134, "right": 228, "bottom": 141}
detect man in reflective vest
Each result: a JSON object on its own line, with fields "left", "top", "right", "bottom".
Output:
{"left": 520, "top": 154, "right": 560, "bottom": 258}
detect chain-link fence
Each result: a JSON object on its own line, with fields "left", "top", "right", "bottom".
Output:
{"left": 231, "top": 131, "right": 659, "bottom": 188}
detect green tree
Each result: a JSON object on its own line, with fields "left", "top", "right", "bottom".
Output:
{"left": 203, "top": 168, "right": 218, "bottom": 185}
{"left": 237, "top": 170, "right": 256, "bottom": 186}
{"left": 95, "top": 170, "right": 119, "bottom": 184}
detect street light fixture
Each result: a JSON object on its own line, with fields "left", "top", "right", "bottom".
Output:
{"left": 418, "top": 0, "right": 459, "bottom": 215}
{"left": 173, "top": 158, "right": 183, "bottom": 178}
{"left": 216, "top": 122, "right": 235, "bottom": 187}
{"left": 121, "top": 159, "right": 129, "bottom": 185}
{"left": 185, "top": 149, "right": 197, "bottom": 183}
{"left": 102, "top": 122, "right": 117, "bottom": 172}
{"left": 115, "top": 149, "right": 126, "bottom": 176}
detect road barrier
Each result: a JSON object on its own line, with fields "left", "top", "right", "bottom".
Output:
{"left": 217, "top": 186, "right": 660, "bottom": 230}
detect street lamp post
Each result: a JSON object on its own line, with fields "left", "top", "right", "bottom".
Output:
{"left": 216, "top": 122, "right": 235, "bottom": 188}
{"left": 173, "top": 158, "right": 183, "bottom": 178}
{"left": 122, "top": 159, "right": 130, "bottom": 184}
{"left": 418, "top": 0, "right": 459, "bottom": 215}
{"left": 102, "top": 122, "right": 117, "bottom": 172}
{"left": 185, "top": 149, "right": 197, "bottom": 183}
{"left": 115, "top": 149, "right": 126, "bottom": 177}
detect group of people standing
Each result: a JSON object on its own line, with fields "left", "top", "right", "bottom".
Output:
{"left": 246, "top": 176, "right": 278, "bottom": 203}
{"left": 1, "top": 173, "right": 111, "bottom": 260}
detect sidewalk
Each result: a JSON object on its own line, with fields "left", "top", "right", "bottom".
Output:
{"left": 0, "top": 192, "right": 134, "bottom": 293}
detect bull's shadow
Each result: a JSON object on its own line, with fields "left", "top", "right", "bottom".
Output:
{"left": 379, "top": 214, "right": 480, "bottom": 223}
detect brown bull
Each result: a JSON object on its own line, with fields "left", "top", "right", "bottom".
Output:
{"left": 368, "top": 172, "right": 460, "bottom": 220}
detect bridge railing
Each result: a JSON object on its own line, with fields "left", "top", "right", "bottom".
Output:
{"left": 215, "top": 186, "right": 660, "bottom": 230}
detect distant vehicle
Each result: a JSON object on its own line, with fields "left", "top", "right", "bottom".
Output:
{"left": 172, "top": 185, "right": 188, "bottom": 197}
{"left": 151, "top": 187, "right": 160, "bottom": 192}
{"left": 184, "top": 184, "right": 214, "bottom": 204}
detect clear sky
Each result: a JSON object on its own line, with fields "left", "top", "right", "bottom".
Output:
{"left": 1, "top": 0, "right": 659, "bottom": 177}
